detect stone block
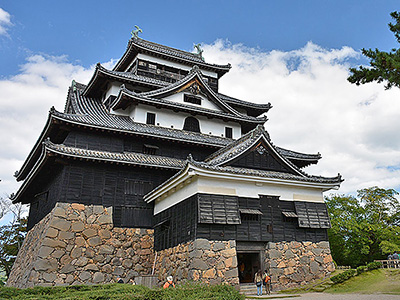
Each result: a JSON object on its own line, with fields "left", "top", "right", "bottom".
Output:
{"left": 203, "top": 268, "right": 216, "bottom": 279}
{"left": 71, "top": 247, "right": 83, "bottom": 259}
{"left": 42, "top": 238, "right": 66, "bottom": 248}
{"left": 53, "top": 207, "right": 67, "bottom": 218}
{"left": 224, "top": 268, "right": 238, "bottom": 278}
{"left": 84, "top": 264, "right": 99, "bottom": 271}
{"left": 323, "top": 255, "right": 333, "bottom": 264}
{"left": 99, "top": 229, "right": 111, "bottom": 239}
{"left": 35, "top": 259, "right": 56, "bottom": 272}
{"left": 88, "top": 236, "right": 102, "bottom": 247}
{"left": 268, "top": 249, "right": 282, "bottom": 259}
{"left": 312, "top": 248, "right": 323, "bottom": 256}
{"left": 225, "top": 256, "right": 237, "bottom": 268}
{"left": 38, "top": 246, "right": 54, "bottom": 258}
{"left": 97, "top": 214, "right": 112, "bottom": 225}
{"left": 59, "top": 231, "right": 75, "bottom": 240}
{"left": 221, "top": 248, "right": 236, "bottom": 258}
{"left": 92, "top": 272, "right": 104, "bottom": 283}
{"left": 189, "top": 249, "right": 203, "bottom": 258}
{"left": 191, "top": 258, "right": 208, "bottom": 270}
{"left": 193, "top": 239, "right": 211, "bottom": 250}
{"left": 60, "top": 264, "right": 75, "bottom": 274}
{"left": 45, "top": 227, "right": 59, "bottom": 238}
{"left": 74, "top": 257, "right": 89, "bottom": 267}
{"left": 112, "top": 266, "right": 124, "bottom": 276}
{"left": 99, "top": 245, "right": 114, "bottom": 255}
{"left": 50, "top": 217, "right": 71, "bottom": 231}
{"left": 71, "top": 203, "right": 85, "bottom": 211}
{"left": 82, "top": 228, "right": 97, "bottom": 238}
{"left": 79, "top": 271, "right": 91, "bottom": 281}
{"left": 71, "top": 221, "right": 84, "bottom": 232}
{"left": 213, "top": 242, "right": 225, "bottom": 251}
{"left": 51, "top": 249, "right": 65, "bottom": 259}
{"left": 310, "top": 261, "right": 320, "bottom": 274}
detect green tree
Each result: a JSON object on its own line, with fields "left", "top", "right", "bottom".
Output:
{"left": 326, "top": 186, "right": 400, "bottom": 267}
{"left": 348, "top": 11, "right": 400, "bottom": 89}
{"left": 0, "top": 197, "right": 27, "bottom": 281}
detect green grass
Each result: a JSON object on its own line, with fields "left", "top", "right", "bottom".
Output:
{"left": 325, "top": 269, "right": 400, "bottom": 295}
{"left": 0, "top": 283, "right": 245, "bottom": 300}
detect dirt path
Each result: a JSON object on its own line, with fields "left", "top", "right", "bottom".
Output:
{"left": 247, "top": 293, "right": 400, "bottom": 300}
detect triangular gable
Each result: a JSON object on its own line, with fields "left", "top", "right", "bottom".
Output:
{"left": 228, "top": 140, "right": 294, "bottom": 174}
{"left": 205, "top": 126, "right": 305, "bottom": 176}
{"left": 140, "top": 67, "right": 242, "bottom": 116}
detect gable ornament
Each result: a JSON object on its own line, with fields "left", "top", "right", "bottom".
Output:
{"left": 194, "top": 43, "right": 204, "bottom": 61}
{"left": 131, "top": 25, "right": 143, "bottom": 39}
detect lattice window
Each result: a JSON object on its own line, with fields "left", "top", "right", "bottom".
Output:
{"left": 225, "top": 127, "right": 233, "bottom": 138}
{"left": 146, "top": 112, "right": 156, "bottom": 125}
{"left": 183, "top": 117, "right": 200, "bottom": 132}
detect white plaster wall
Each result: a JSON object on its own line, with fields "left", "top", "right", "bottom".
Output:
{"left": 104, "top": 82, "right": 121, "bottom": 101}
{"left": 137, "top": 54, "right": 218, "bottom": 78}
{"left": 164, "top": 93, "right": 222, "bottom": 111}
{"left": 153, "top": 176, "right": 326, "bottom": 214}
{"left": 154, "top": 178, "right": 199, "bottom": 215}
{"left": 126, "top": 103, "right": 241, "bottom": 138}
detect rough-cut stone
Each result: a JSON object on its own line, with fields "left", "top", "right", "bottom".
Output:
{"left": 193, "top": 239, "right": 211, "bottom": 250}
{"left": 79, "top": 271, "right": 91, "bottom": 281}
{"left": 82, "top": 228, "right": 97, "bottom": 238}
{"left": 50, "top": 217, "right": 71, "bottom": 231}
{"left": 191, "top": 259, "right": 208, "bottom": 270}
{"left": 88, "top": 236, "right": 101, "bottom": 247}
{"left": 45, "top": 227, "right": 59, "bottom": 238}
{"left": 71, "top": 221, "right": 84, "bottom": 232}
{"left": 38, "top": 246, "right": 54, "bottom": 258}
{"left": 92, "top": 272, "right": 104, "bottom": 283}
{"left": 203, "top": 268, "right": 216, "bottom": 279}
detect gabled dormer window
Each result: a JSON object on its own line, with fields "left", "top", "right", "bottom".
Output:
{"left": 184, "top": 94, "right": 202, "bottom": 105}
{"left": 183, "top": 117, "right": 200, "bottom": 132}
{"left": 146, "top": 112, "right": 156, "bottom": 125}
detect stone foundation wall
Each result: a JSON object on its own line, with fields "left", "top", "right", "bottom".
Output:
{"left": 155, "top": 238, "right": 239, "bottom": 286}
{"left": 265, "top": 241, "right": 335, "bottom": 290}
{"left": 7, "top": 203, "right": 154, "bottom": 288}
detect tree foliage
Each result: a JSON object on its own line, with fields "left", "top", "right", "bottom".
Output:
{"left": 326, "top": 186, "right": 400, "bottom": 267}
{"left": 348, "top": 11, "right": 400, "bottom": 89}
{"left": 0, "top": 197, "right": 27, "bottom": 281}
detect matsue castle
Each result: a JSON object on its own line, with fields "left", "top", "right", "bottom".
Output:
{"left": 7, "top": 31, "right": 342, "bottom": 289}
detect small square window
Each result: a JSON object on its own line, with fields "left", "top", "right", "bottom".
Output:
{"left": 225, "top": 127, "right": 233, "bottom": 138}
{"left": 146, "top": 112, "right": 156, "bottom": 125}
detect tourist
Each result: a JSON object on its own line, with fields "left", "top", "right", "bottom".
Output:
{"left": 129, "top": 278, "right": 136, "bottom": 285}
{"left": 263, "top": 270, "right": 271, "bottom": 295}
{"left": 116, "top": 277, "right": 124, "bottom": 284}
{"left": 393, "top": 252, "right": 399, "bottom": 260}
{"left": 163, "top": 276, "right": 175, "bottom": 289}
{"left": 254, "top": 270, "right": 263, "bottom": 296}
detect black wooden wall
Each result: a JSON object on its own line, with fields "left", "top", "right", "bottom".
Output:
{"left": 64, "top": 130, "right": 216, "bottom": 161}
{"left": 27, "top": 160, "right": 176, "bottom": 230}
{"left": 153, "top": 193, "right": 329, "bottom": 251}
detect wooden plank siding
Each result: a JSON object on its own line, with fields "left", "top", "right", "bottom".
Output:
{"left": 154, "top": 193, "right": 329, "bottom": 251}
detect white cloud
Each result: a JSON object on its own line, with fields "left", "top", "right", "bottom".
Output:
{"left": 0, "top": 8, "right": 12, "bottom": 36}
{"left": 1, "top": 40, "right": 399, "bottom": 204}
{"left": 0, "top": 55, "right": 101, "bottom": 197}
{"left": 203, "top": 40, "right": 400, "bottom": 194}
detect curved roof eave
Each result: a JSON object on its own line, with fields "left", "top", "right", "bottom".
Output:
{"left": 113, "top": 38, "right": 231, "bottom": 77}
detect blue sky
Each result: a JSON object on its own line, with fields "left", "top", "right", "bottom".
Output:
{"left": 1, "top": 1, "right": 400, "bottom": 211}
{"left": 1, "top": 1, "right": 400, "bottom": 77}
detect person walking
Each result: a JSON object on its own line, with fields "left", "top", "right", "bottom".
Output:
{"left": 163, "top": 276, "right": 175, "bottom": 289}
{"left": 254, "top": 270, "right": 263, "bottom": 296}
{"left": 263, "top": 270, "right": 271, "bottom": 295}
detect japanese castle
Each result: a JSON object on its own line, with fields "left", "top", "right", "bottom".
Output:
{"left": 8, "top": 34, "right": 342, "bottom": 289}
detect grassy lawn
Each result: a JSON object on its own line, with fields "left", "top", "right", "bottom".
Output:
{"left": 325, "top": 269, "right": 400, "bottom": 295}
{"left": 0, "top": 283, "right": 245, "bottom": 300}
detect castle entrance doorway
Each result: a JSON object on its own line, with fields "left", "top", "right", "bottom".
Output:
{"left": 237, "top": 252, "right": 260, "bottom": 283}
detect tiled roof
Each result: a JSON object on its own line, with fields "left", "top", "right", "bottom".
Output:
{"left": 191, "top": 160, "right": 342, "bottom": 184}
{"left": 59, "top": 90, "right": 233, "bottom": 146}
{"left": 203, "top": 125, "right": 319, "bottom": 178}
{"left": 217, "top": 93, "right": 272, "bottom": 111}
{"left": 45, "top": 140, "right": 185, "bottom": 169}
{"left": 144, "top": 157, "right": 343, "bottom": 203}
{"left": 114, "top": 38, "right": 231, "bottom": 74}
{"left": 115, "top": 68, "right": 267, "bottom": 124}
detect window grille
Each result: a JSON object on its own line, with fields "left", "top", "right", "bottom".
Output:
{"left": 184, "top": 94, "right": 202, "bottom": 105}
{"left": 225, "top": 127, "right": 233, "bottom": 138}
{"left": 183, "top": 117, "right": 200, "bottom": 132}
{"left": 146, "top": 112, "right": 156, "bottom": 125}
